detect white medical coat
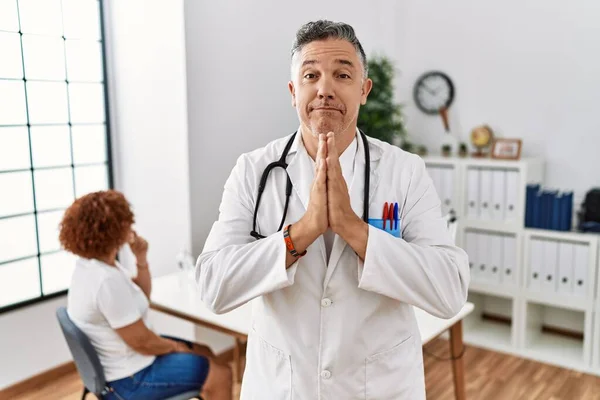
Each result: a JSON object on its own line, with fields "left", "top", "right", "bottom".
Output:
{"left": 197, "top": 131, "right": 470, "bottom": 399}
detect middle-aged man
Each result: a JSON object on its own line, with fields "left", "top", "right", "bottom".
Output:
{"left": 197, "top": 20, "right": 470, "bottom": 399}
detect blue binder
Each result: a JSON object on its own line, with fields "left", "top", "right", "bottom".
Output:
{"left": 540, "top": 190, "right": 558, "bottom": 229}
{"left": 551, "top": 194, "right": 562, "bottom": 230}
{"left": 560, "top": 192, "right": 573, "bottom": 231}
{"left": 525, "top": 184, "right": 540, "bottom": 227}
{"left": 532, "top": 192, "right": 542, "bottom": 228}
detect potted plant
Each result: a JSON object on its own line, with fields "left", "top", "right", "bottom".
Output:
{"left": 441, "top": 144, "right": 452, "bottom": 157}
{"left": 458, "top": 142, "right": 468, "bottom": 158}
{"left": 417, "top": 145, "right": 428, "bottom": 157}
{"left": 357, "top": 55, "right": 406, "bottom": 145}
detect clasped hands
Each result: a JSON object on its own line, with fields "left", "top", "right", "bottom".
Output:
{"left": 301, "top": 132, "right": 364, "bottom": 241}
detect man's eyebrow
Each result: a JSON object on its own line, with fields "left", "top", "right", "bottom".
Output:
{"left": 335, "top": 59, "right": 355, "bottom": 68}
{"left": 301, "top": 59, "right": 318, "bottom": 67}
{"left": 300, "top": 59, "right": 355, "bottom": 68}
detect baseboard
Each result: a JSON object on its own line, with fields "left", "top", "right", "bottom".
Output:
{"left": 0, "top": 361, "right": 76, "bottom": 399}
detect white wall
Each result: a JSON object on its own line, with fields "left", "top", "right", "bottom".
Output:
{"left": 106, "top": 0, "right": 192, "bottom": 278}
{"left": 103, "top": 0, "right": 233, "bottom": 358}
{"left": 185, "top": 0, "right": 403, "bottom": 254}
{"left": 395, "top": 0, "right": 600, "bottom": 204}
{"left": 0, "top": 298, "right": 69, "bottom": 389}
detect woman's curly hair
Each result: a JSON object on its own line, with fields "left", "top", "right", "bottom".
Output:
{"left": 59, "top": 190, "right": 135, "bottom": 259}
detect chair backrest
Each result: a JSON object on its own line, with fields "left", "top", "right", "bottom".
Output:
{"left": 56, "top": 307, "right": 108, "bottom": 396}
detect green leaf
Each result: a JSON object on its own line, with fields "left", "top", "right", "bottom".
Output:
{"left": 357, "top": 55, "right": 407, "bottom": 144}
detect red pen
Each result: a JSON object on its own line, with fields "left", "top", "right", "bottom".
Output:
{"left": 382, "top": 202, "right": 389, "bottom": 230}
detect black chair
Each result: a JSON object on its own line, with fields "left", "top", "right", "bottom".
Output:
{"left": 56, "top": 307, "right": 200, "bottom": 400}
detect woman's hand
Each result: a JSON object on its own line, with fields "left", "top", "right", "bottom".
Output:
{"left": 129, "top": 230, "right": 149, "bottom": 265}
{"left": 173, "top": 341, "right": 193, "bottom": 354}
{"left": 192, "top": 343, "right": 216, "bottom": 359}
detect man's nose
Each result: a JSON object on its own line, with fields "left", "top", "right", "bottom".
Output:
{"left": 317, "top": 77, "right": 335, "bottom": 100}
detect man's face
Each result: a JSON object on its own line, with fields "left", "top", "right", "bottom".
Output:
{"left": 288, "top": 39, "right": 372, "bottom": 137}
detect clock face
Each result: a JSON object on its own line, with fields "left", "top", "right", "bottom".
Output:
{"left": 413, "top": 71, "right": 455, "bottom": 115}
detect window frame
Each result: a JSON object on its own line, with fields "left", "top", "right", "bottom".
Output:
{"left": 0, "top": 0, "right": 114, "bottom": 314}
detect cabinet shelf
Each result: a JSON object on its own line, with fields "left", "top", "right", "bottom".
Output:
{"left": 524, "top": 290, "right": 590, "bottom": 312}
{"left": 524, "top": 328, "right": 586, "bottom": 370}
{"left": 463, "top": 219, "right": 521, "bottom": 234}
{"left": 468, "top": 281, "right": 518, "bottom": 298}
{"left": 464, "top": 319, "right": 513, "bottom": 353}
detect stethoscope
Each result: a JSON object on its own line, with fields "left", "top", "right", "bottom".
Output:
{"left": 250, "top": 129, "right": 371, "bottom": 240}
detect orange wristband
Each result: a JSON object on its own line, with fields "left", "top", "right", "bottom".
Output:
{"left": 283, "top": 224, "right": 307, "bottom": 258}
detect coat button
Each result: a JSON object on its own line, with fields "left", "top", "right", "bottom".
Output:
{"left": 321, "top": 298, "right": 332, "bottom": 307}
{"left": 321, "top": 370, "right": 331, "bottom": 379}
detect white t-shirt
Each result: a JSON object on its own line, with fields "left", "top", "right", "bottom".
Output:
{"left": 308, "top": 133, "right": 358, "bottom": 262}
{"left": 67, "top": 257, "right": 156, "bottom": 381}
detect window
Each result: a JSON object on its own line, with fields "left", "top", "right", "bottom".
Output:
{"left": 0, "top": 0, "right": 112, "bottom": 313}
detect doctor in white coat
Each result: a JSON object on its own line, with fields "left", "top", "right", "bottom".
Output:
{"left": 197, "top": 20, "right": 470, "bottom": 399}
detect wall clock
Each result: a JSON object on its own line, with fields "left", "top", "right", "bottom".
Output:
{"left": 413, "top": 71, "right": 455, "bottom": 115}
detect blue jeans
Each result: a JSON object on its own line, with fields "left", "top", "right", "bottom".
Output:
{"left": 105, "top": 337, "right": 210, "bottom": 400}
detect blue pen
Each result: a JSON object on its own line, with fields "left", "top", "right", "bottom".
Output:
{"left": 393, "top": 202, "right": 399, "bottom": 230}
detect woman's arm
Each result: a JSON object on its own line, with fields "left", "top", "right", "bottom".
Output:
{"left": 132, "top": 262, "right": 152, "bottom": 299}
{"left": 115, "top": 319, "right": 191, "bottom": 356}
{"left": 129, "top": 231, "right": 152, "bottom": 299}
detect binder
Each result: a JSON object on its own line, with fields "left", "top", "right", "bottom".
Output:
{"left": 541, "top": 240, "right": 558, "bottom": 293}
{"left": 532, "top": 192, "right": 542, "bottom": 228}
{"left": 525, "top": 184, "right": 540, "bottom": 227}
{"left": 573, "top": 243, "right": 589, "bottom": 297}
{"left": 566, "top": 192, "right": 573, "bottom": 230}
{"left": 502, "top": 236, "right": 517, "bottom": 286}
{"left": 528, "top": 239, "right": 542, "bottom": 291}
{"left": 477, "top": 232, "right": 490, "bottom": 281}
{"left": 560, "top": 192, "right": 573, "bottom": 231}
{"left": 467, "top": 168, "right": 480, "bottom": 219}
{"left": 479, "top": 169, "right": 493, "bottom": 220}
{"left": 465, "top": 231, "right": 478, "bottom": 282}
{"left": 539, "top": 191, "right": 548, "bottom": 229}
{"left": 505, "top": 170, "right": 519, "bottom": 221}
{"left": 539, "top": 190, "right": 556, "bottom": 229}
{"left": 491, "top": 170, "right": 506, "bottom": 221}
{"left": 490, "top": 234, "right": 503, "bottom": 284}
{"left": 551, "top": 194, "right": 562, "bottom": 230}
{"left": 557, "top": 242, "right": 574, "bottom": 295}
{"left": 547, "top": 191, "right": 558, "bottom": 229}
{"left": 442, "top": 167, "right": 454, "bottom": 216}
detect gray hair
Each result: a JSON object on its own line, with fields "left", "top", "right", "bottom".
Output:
{"left": 291, "top": 20, "right": 368, "bottom": 78}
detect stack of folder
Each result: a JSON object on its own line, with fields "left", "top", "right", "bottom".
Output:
{"left": 525, "top": 184, "right": 573, "bottom": 231}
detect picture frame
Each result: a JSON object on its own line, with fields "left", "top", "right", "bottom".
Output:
{"left": 491, "top": 138, "right": 522, "bottom": 160}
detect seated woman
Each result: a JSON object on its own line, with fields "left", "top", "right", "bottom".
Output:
{"left": 60, "top": 190, "right": 232, "bottom": 400}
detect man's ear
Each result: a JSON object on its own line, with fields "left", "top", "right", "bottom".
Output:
{"left": 360, "top": 78, "right": 373, "bottom": 105}
{"left": 288, "top": 81, "right": 296, "bottom": 107}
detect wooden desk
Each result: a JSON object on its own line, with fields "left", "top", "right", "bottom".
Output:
{"left": 151, "top": 272, "right": 474, "bottom": 399}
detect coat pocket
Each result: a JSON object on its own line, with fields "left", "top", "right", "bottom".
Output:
{"left": 242, "top": 328, "right": 292, "bottom": 399}
{"left": 365, "top": 335, "right": 419, "bottom": 400}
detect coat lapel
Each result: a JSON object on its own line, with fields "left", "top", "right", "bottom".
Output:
{"left": 285, "top": 132, "right": 311, "bottom": 211}
{"left": 324, "top": 133, "right": 383, "bottom": 287}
